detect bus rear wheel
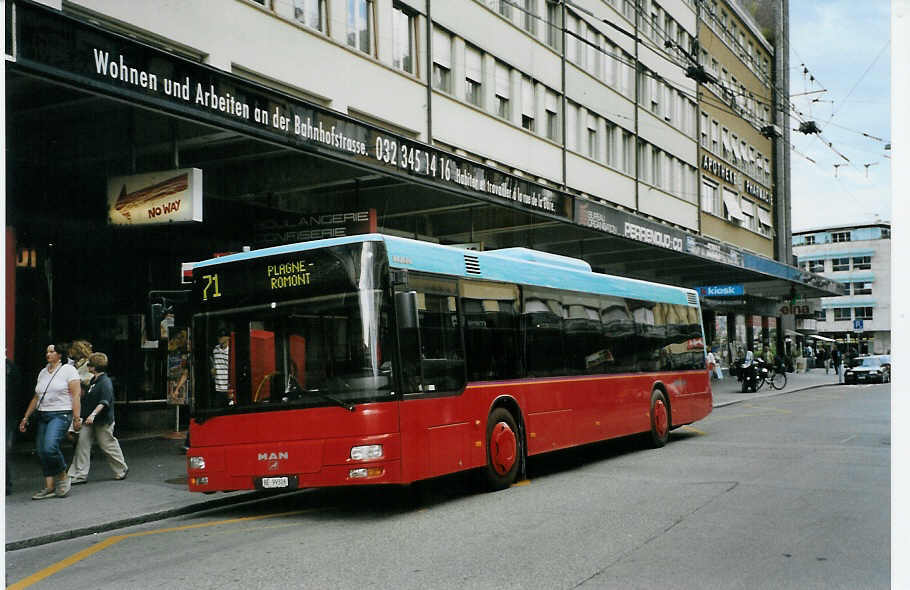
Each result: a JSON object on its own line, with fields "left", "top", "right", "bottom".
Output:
{"left": 649, "top": 389, "right": 670, "bottom": 448}
{"left": 484, "top": 408, "right": 520, "bottom": 491}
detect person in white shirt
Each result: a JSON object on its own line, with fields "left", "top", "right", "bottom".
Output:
{"left": 19, "top": 343, "right": 82, "bottom": 499}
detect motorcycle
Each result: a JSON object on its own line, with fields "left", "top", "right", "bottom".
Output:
{"left": 740, "top": 358, "right": 771, "bottom": 393}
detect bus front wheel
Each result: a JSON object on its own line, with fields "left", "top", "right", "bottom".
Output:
{"left": 484, "top": 408, "right": 521, "bottom": 491}
{"left": 649, "top": 389, "right": 670, "bottom": 448}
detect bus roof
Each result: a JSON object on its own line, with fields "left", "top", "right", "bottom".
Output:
{"left": 193, "top": 233, "right": 698, "bottom": 306}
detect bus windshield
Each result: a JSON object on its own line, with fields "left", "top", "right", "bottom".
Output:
{"left": 192, "top": 243, "right": 394, "bottom": 414}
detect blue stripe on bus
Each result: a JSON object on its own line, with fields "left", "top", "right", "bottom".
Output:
{"left": 193, "top": 234, "right": 698, "bottom": 307}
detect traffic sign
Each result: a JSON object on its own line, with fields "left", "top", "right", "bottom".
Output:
{"left": 853, "top": 319, "right": 864, "bottom": 332}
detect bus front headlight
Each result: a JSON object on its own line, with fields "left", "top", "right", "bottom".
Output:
{"left": 188, "top": 456, "right": 206, "bottom": 470}
{"left": 350, "top": 445, "right": 383, "bottom": 461}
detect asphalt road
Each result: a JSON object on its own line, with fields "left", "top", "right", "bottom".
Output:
{"left": 7, "top": 383, "right": 890, "bottom": 590}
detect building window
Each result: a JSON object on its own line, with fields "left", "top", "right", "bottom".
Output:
{"left": 621, "top": 131, "right": 633, "bottom": 174}
{"left": 701, "top": 180, "right": 720, "bottom": 215}
{"left": 854, "top": 307, "right": 874, "bottom": 320}
{"left": 832, "top": 257, "right": 850, "bottom": 271}
{"left": 392, "top": 3, "right": 415, "bottom": 73}
{"left": 852, "top": 256, "right": 872, "bottom": 270}
{"left": 498, "top": 0, "right": 512, "bottom": 19}
{"left": 804, "top": 259, "right": 825, "bottom": 272}
{"left": 700, "top": 112, "right": 709, "bottom": 148}
{"left": 651, "top": 148, "right": 661, "bottom": 187}
{"left": 838, "top": 282, "right": 850, "bottom": 295}
{"left": 815, "top": 309, "right": 827, "bottom": 322}
{"left": 465, "top": 45, "right": 483, "bottom": 106}
{"left": 832, "top": 231, "right": 851, "bottom": 242}
{"left": 546, "top": 1, "right": 562, "bottom": 50}
{"left": 495, "top": 62, "right": 511, "bottom": 119}
{"left": 521, "top": 77, "right": 536, "bottom": 131}
{"left": 605, "top": 122, "right": 616, "bottom": 167}
{"left": 833, "top": 308, "right": 852, "bottom": 321}
{"left": 584, "top": 113, "right": 598, "bottom": 160}
{"left": 545, "top": 90, "right": 559, "bottom": 141}
{"left": 432, "top": 28, "right": 452, "bottom": 92}
{"left": 711, "top": 120, "right": 719, "bottom": 154}
{"left": 346, "top": 0, "right": 374, "bottom": 54}
{"left": 523, "top": 0, "right": 537, "bottom": 34}
{"left": 853, "top": 282, "right": 872, "bottom": 295}
{"left": 294, "top": 0, "right": 325, "bottom": 31}
{"left": 804, "top": 235, "right": 816, "bottom": 245}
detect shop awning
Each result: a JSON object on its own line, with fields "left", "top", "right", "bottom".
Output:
{"left": 722, "top": 191, "right": 745, "bottom": 220}
{"left": 808, "top": 334, "right": 836, "bottom": 342}
{"left": 757, "top": 207, "right": 772, "bottom": 227}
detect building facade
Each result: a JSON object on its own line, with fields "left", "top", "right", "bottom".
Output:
{"left": 694, "top": 0, "right": 787, "bottom": 368}
{"left": 793, "top": 223, "right": 891, "bottom": 355}
{"left": 4, "top": 0, "right": 836, "bottom": 429}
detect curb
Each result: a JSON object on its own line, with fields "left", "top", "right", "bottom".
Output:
{"left": 712, "top": 382, "right": 836, "bottom": 408}
{"left": 5, "top": 489, "right": 280, "bottom": 552}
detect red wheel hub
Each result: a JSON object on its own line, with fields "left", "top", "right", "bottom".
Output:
{"left": 653, "top": 399, "right": 668, "bottom": 438}
{"left": 490, "top": 422, "right": 517, "bottom": 475}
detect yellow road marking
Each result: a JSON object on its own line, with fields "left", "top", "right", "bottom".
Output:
{"left": 9, "top": 510, "right": 311, "bottom": 589}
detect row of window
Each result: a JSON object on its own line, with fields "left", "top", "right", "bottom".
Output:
{"left": 701, "top": 112, "right": 771, "bottom": 185}
{"left": 637, "top": 67, "right": 699, "bottom": 137}
{"left": 827, "top": 307, "right": 874, "bottom": 322}
{"left": 701, "top": 180, "right": 771, "bottom": 236}
{"left": 794, "top": 227, "right": 891, "bottom": 246}
{"left": 837, "top": 281, "right": 873, "bottom": 296}
{"left": 405, "top": 278, "right": 706, "bottom": 389}
{"left": 703, "top": 0, "right": 772, "bottom": 85}
{"left": 638, "top": 140, "right": 699, "bottom": 203}
{"left": 799, "top": 256, "right": 872, "bottom": 273}
{"left": 698, "top": 51, "right": 772, "bottom": 131}
{"left": 433, "top": 28, "right": 563, "bottom": 140}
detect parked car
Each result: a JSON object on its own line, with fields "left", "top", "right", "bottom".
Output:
{"left": 844, "top": 355, "right": 891, "bottom": 384}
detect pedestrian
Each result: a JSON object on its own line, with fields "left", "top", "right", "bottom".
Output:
{"left": 66, "top": 339, "right": 93, "bottom": 441}
{"left": 832, "top": 347, "right": 843, "bottom": 384}
{"left": 68, "top": 352, "right": 129, "bottom": 483}
{"left": 18, "top": 343, "right": 82, "bottom": 499}
{"left": 211, "top": 330, "right": 233, "bottom": 407}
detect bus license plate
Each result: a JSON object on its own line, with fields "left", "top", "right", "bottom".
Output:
{"left": 261, "top": 477, "right": 289, "bottom": 489}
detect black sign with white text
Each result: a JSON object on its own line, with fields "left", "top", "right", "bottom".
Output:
{"left": 9, "top": 1, "right": 570, "bottom": 221}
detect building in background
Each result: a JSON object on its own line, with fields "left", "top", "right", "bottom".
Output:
{"left": 792, "top": 223, "right": 891, "bottom": 355}
{"left": 5, "top": 0, "right": 836, "bottom": 430}
{"left": 694, "top": 0, "right": 788, "bottom": 368}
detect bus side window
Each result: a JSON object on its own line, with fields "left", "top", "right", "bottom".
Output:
{"left": 417, "top": 293, "right": 465, "bottom": 392}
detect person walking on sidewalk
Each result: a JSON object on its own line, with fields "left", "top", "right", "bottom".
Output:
{"left": 832, "top": 347, "right": 844, "bottom": 384}
{"left": 68, "top": 352, "right": 129, "bottom": 484}
{"left": 19, "top": 343, "right": 82, "bottom": 499}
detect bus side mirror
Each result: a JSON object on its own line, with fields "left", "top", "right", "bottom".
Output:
{"left": 395, "top": 291, "right": 419, "bottom": 330}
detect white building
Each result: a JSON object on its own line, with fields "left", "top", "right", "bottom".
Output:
{"left": 793, "top": 223, "right": 891, "bottom": 355}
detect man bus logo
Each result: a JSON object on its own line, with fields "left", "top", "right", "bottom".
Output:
{"left": 258, "top": 452, "right": 289, "bottom": 461}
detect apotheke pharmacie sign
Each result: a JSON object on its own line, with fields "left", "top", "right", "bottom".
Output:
{"left": 10, "top": 2, "right": 569, "bottom": 221}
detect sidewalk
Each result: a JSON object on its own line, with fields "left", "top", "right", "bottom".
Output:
{"left": 4, "top": 433, "right": 268, "bottom": 551}
{"left": 710, "top": 366, "right": 837, "bottom": 407}
{"left": 5, "top": 368, "right": 839, "bottom": 551}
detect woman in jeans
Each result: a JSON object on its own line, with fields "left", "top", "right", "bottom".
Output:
{"left": 18, "top": 343, "right": 82, "bottom": 499}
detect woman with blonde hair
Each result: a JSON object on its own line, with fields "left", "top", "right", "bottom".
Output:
{"left": 68, "top": 340, "right": 93, "bottom": 390}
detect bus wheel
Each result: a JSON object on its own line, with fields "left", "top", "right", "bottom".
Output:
{"left": 649, "top": 389, "right": 670, "bottom": 448}
{"left": 484, "top": 408, "right": 520, "bottom": 491}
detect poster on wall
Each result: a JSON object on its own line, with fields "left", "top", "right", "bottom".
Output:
{"left": 107, "top": 168, "right": 203, "bottom": 225}
{"left": 166, "top": 327, "right": 190, "bottom": 405}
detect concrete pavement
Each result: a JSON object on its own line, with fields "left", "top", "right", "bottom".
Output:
{"left": 4, "top": 368, "right": 842, "bottom": 551}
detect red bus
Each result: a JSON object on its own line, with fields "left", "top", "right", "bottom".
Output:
{"left": 186, "top": 234, "right": 711, "bottom": 492}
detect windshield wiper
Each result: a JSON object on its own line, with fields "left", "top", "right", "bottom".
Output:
{"left": 299, "top": 387, "right": 355, "bottom": 412}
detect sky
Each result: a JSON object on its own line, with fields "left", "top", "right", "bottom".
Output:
{"left": 787, "top": 0, "right": 892, "bottom": 232}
